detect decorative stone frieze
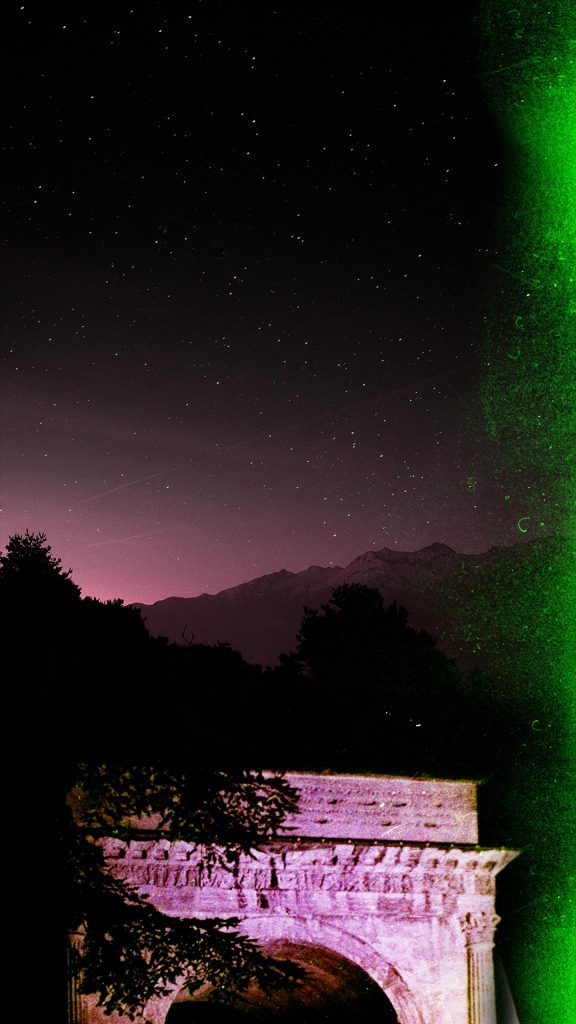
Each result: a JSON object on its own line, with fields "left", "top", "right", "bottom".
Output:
{"left": 101, "top": 838, "right": 516, "bottom": 905}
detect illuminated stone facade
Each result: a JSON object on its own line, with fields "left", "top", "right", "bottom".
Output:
{"left": 79, "top": 773, "right": 518, "bottom": 1024}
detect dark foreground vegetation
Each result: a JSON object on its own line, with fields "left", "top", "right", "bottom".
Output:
{"left": 3, "top": 531, "right": 571, "bottom": 1022}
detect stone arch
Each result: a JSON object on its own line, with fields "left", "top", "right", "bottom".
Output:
{"left": 165, "top": 941, "right": 398, "bottom": 1022}
{"left": 231, "top": 915, "right": 425, "bottom": 1024}
{"left": 145, "top": 915, "right": 419, "bottom": 1024}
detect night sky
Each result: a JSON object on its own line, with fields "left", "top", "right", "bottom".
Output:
{"left": 2, "top": 5, "right": 514, "bottom": 604}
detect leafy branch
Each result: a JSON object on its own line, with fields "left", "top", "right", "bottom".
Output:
{"left": 67, "top": 766, "right": 302, "bottom": 1018}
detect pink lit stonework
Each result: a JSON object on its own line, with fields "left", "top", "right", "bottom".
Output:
{"left": 75, "top": 774, "right": 518, "bottom": 1024}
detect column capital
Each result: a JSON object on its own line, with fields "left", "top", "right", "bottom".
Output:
{"left": 458, "top": 911, "right": 501, "bottom": 947}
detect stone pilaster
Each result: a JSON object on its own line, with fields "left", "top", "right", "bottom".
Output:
{"left": 459, "top": 912, "right": 501, "bottom": 1024}
{"left": 67, "top": 934, "right": 86, "bottom": 1024}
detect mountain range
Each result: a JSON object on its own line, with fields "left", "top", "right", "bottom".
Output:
{"left": 133, "top": 536, "right": 562, "bottom": 683}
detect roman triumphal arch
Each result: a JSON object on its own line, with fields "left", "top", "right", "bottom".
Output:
{"left": 77, "top": 773, "right": 518, "bottom": 1024}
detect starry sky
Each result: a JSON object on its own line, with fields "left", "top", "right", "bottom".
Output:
{"left": 2, "top": 4, "right": 520, "bottom": 604}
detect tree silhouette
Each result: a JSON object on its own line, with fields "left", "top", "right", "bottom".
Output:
{"left": 0, "top": 532, "right": 78, "bottom": 589}
{"left": 0, "top": 528, "right": 81, "bottom": 603}
{"left": 272, "top": 583, "right": 496, "bottom": 774}
{"left": 67, "top": 766, "right": 301, "bottom": 1019}
{"left": 2, "top": 532, "right": 300, "bottom": 1020}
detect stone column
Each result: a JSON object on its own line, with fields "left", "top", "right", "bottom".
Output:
{"left": 459, "top": 912, "right": 501, "bottom": 1024}
{"left": 67, "top": 934, "right": 86, "bottom": 1024}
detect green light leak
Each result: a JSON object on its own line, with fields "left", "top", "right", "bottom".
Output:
{"left": 480, "top": 2, "right": 576, "bottom": 1020}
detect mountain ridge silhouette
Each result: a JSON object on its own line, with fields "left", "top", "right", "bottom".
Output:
{"left": 132, "top": 536, "right": 561, "bottom": 681}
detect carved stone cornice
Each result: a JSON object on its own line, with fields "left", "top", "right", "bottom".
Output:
{"left": 99, "top": 839, "right": 518, "bottom": 902}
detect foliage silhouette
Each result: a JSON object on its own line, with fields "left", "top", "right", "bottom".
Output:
{"left": 67, "top": 767, "right": 301, "bottom": 1019}
{"left": 265, "top": 583, "right": 518, "bottom": 777}
{"left": 0, "top": 528, "right": 81, "bottom": 602}
{"left": 2, "top": 533, "right": 301, "bottom": 1020}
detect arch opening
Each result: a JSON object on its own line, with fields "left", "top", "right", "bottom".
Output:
{"left": 165, "top": 940, "right": 399, "bottom": 1022}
